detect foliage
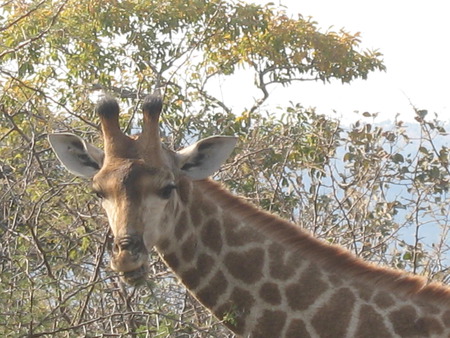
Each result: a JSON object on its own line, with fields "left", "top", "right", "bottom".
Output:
{"left": 2, "top": 0, "right": 449, "bottom": 337}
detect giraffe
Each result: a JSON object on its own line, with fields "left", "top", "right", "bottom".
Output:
{"left": 49, "top": 94, "right": 450, "bottom": 337}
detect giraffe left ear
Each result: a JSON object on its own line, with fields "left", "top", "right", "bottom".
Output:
{"left": 176, "top": 136, "right": 237, "bottom": 180}
{"left": 48, "top": 133, "right": 104, "bottom": 178}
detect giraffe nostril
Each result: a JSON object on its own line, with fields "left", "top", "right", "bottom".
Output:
{"left": 114, "top": 235, "right": 145, "bottom": 253}
{"left": 110, "top": 235, "right": 148, "bottom": 276}
{"left": 118, "top": 237, "right": 133, "bottom": 250}
{"left": 113, "top": 242, "right": 119, "bottom": 254}
{"left": 113, "top": 236, "right": 134, "bottom": 253}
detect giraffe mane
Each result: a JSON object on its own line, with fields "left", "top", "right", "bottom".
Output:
{"left": 196, "top": 179, "right": 450, "bottom": 307}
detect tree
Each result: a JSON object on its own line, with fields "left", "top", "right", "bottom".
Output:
{"left": 3, "top": 0, "right": 449, "bottom": 336}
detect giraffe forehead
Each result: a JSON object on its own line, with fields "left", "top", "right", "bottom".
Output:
{"left": 93, "top": 160, "right": 173, "bottom": 196}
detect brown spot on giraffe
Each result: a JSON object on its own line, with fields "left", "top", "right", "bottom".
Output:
{"left": 224, "top": 218, "right": 264, "bottom": 247}
{"left": 177, "top": 176, "right": 192, "bottom": 204}
{"left": 175, "top": 210, "right": 189, "bottom": 224}
{"left": 201, "top": 218, "right": 223, "bottom": 254}
{"left": 162, "top": 252, "right": 179, "bottom": 270}
{"left": 181, "top": 267, "right": 201, "bottom": 289}
{"left": 259, "top": 282, "right": 282, "bottom": 305}
{"left": 196, "top": 253, "right": 215, "bottom": 279}
{"left": 374, "top": 290, "right": 396, "bottom": 309}
{"left": 285, "top": 319, "right": 311, "bottom": 338}
{"left": 224, "top": 248, "right": 265, "bottom": 283}
{"left": 158, "top": 238, "right": 170, "bottom": 251}
{"left": 285, "top": 264, "right": 328, "bottom": 311}
{"left": 181, "top": 234, "right": 197, "bottom": 262}
{"left": 327, "top": 272, "right": 344, "bottom": 287}
{"left": 356, "top": 304, "right": 390, "bottom": 337}
{"left": 197, "top": 270, "right": 228, "bottom": 308}
{"left": 354, "top": 282, "right": 374, "bottom": 302}
{"left": 174, "top": 218, "right": 188, "bottom": 241}
{"left": 201, "top": 196, "right": 219, "bottom": 216}
{"left": 253, "top": 310, "right": 287, "bottom": 338}
{"left": 417, "top": 317, "right": 444, "bottom": 335}
{"left": 268, "top": 242, "right": 298, "bottom": 280}
{"left": 190, "top": 199, "right": 203, "bottom": 227}
{"left": 190, "top": 193, "right": 204, "bottom": 226}
{"left": 416, "top": 301, "right": 441, "bottom": 315}
{"left": 312, "top": 288, "right": 356, "bottom": 337}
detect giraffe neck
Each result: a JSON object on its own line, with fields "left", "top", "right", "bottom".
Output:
{"left": 156, "top": 178, "right": 450, "bottom": 337}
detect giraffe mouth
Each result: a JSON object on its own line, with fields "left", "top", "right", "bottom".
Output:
{"left": 119, "top": 263, "right": 149, "bottom": 286}
{"left": 110, "top": 236, "right": 149, "bottom": 285}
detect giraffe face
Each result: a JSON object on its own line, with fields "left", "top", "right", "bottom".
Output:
{"left": 49, "top": 95, "right": 237, "bottom": 285}
{"left": 92, "top": 159, "right": 177, "bottom": 284}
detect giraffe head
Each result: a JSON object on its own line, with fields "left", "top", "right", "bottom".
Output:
{"left": 49, "top": 95, "right": 237, "bottom": 284}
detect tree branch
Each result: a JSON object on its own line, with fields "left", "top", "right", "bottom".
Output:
{"left": 0, "top": 0, "right": 46, "bottom": 32}
{"left": 0, "top": 0, "right": 69, "bottom": 59}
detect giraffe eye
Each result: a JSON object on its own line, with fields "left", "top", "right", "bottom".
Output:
{"left": 159, "top": 183, "right": 176, "bottom": 199}
{"left": 92, "top": 189, "right": 105, "bottom": 200}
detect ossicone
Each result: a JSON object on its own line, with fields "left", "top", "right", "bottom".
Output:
{"left": 142, "top": 94, "right": 163, "bottom": 120}
{"left": 96, "top": 95, "right": 131, "bottom": 157}
{"left": 96, "top": 96, "right": 120, "bottom": 119}
{"left": 138, "top": 93, "right": 164, "bottom": 163}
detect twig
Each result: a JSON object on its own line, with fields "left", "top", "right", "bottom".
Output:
{"left": 0, "top": 0, "right": 46, "bottom": 32}
{"left": 75, "top": 228, "right": 111, "bottom": 325}
{"left": 0, "top": 0, "right": 69, "bottom": 59}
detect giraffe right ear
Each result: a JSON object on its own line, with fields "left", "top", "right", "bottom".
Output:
{"left": 48, "top": 133, "right": 104, "bottom": 178}
{"left": 176, "top": 136, "right": 237, "bottom": 180}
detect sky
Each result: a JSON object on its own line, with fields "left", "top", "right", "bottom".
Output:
{"left": 212, "top": 0, "right": 450, "bottom": 124}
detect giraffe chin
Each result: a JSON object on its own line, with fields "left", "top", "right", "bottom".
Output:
{"left": 111, "top": 249, "right": 149, "bottom": 286}
{"left": 119, "top": 263, "right": 149, "bottom": 286}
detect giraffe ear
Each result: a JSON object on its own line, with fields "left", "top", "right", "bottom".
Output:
{"left": 48, "top": 133, "right": 104, "bottom": 178}
{"left": 176, "top": 136, "right": 237, "bottom": 180}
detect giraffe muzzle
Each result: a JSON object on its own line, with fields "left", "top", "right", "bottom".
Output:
{"left": 111, "top": 236, "right": 148, "bottom": 285}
